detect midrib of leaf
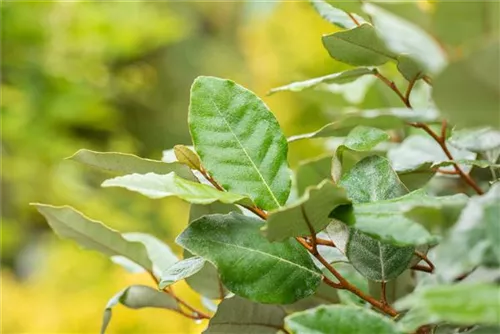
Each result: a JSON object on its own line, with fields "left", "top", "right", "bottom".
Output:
{"left": 209, "top": 98, "right": 281, "bottom": 208}
{"left": 190, "top": 236, "right": 320, "bottom": 277}
{"left": 335, "top": 34, "right": 397, "bottom": 60}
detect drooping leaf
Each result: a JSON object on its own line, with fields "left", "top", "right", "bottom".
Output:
{"left": 263, "top": 180, "right": 350, "bottom": 241}
{"left": 432, "top": 183, "right": 500, "bottom": 281}
{"left": 204, "top": 296, "right": 286, "bottom": 334}
{"left": 32, "top": 204, "right": 153, "bottom": 272}
{"left": 310, "top": 0, "right": 366, "bottom": 29}
{"left": 268, "top": 68, "right": 375, "bottom": 95}
{"left": 397, "top": 55, "right": 425, "bottom": 82}
{"left": 102, "top": 172, "right": 253, "bottom": 205}
{"left": 433, "top": 42, "right": 500, "bottom": 129}
{"left": 396, "top": 284, "right": 500, "bottom": 331}
{"left": 174, "top": 145, "right": 201, "bottom": 170}
{"left": 101, "top": 285, "right": 179, "bottom": 334}
{"left": 322, "top": 24, "right": 397, "bottom": 66}
{"left": 339, "top": 156, "right": 415, "bottom": 281}
{"left": 159, "top": 256, "right": 206, "bottom": 289}
{"left": 325, "top": 220, "right": 350, "bottom": 255}
{"left": 68, "top": 149, "right": 196, "bottom": 181}
{"left": 449, "top": 127, "right": 500, "bottom": 153}
{"left": 332, "top": 125, "right": 390, "bottom": 182}
{"left": 288, "top": 108, "right": 438, "bottom": 142}
{"left": 296, "top": 156, "right": 332, "bottom": 195}
{"left": 363, "top": 3, "right": 447, "bottom": 74}
{"left": 188, "top": 76, "right": 291, "bottom": 210}
{"left": 285, "top": 305, "right": 401, "bottom": 334}
{"left": 176, "top": 212, "right": 322, "bottom": 304}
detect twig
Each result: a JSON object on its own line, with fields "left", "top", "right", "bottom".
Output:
{"left": 411, "top": 264, "right": 434, "bottom": 273}
{"left": 380, "top": 281, "right": 388, "bottom": 306}
{"left": 404, "top": 77, "right": 418, "bottom": 106}
{"left": 373, "top": 70, "right": 411, "bottom": 108}
{"left": 409, "top": 121, "right": 484, "bottom": 195}
{"left": 347, "top": 12, "right": 361, "bottom": 26}
{"left": 414, "top": 251, "right": 435, "bottom": 272}
{"left": 316, "top": 238, "right": 336, "bottom": 247}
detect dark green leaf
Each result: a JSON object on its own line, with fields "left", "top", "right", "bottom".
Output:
{"left": 68, "top": 149, "right": 196, "bottom": 181}
{"left": 311, "top": 0, "right": 365, "bottom": 29}
{"left": 189, "top": 76, "right": 291, "bottom": 210}
{"left": 268, "top": 68, "right": 375, "bottom": 95}
{"left": 264, "top": 180, "right": 350, "bottom": 241}
{"left": 204, "top": 296, "right": 286, "bottom": 334}
{"left": 102, "top": 172, "right": 253, "bottom": 205}
{"left": 322, "top": 24, "right": 397, "bottom": 66}
{"left": 176, "top": 212, "right": 322, "bottom": 304}
{"left": 285, "top": 305, "right": 401, "bottom": 334}
{"left": 101, "top": 285, "right": 179, "bottom": 334}
{"left": 159, "top": 256, "right": 206, "bottom": 289}
{"left": 296, "top": 156, "right": 332, "bottom": 195}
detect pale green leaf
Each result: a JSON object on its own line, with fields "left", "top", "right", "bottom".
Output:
{"left": 102, "top": 172, "right": 253, "bottom": 205}
{"left": 449, "top": 127, "right": 500, "bottom": 153}
{"left": 322, "top": 24, "right": 397, "bottom": 66}
{"left": 397, "top": 55, "right": 425, "bottom": 81}
{"left": 311, "top": 0, "right": 366, "bottom": 29}
{"left": 204, "top": 296, "right": 286, "bottom": 334}
{"left": 68, "top": 149, "right": 196, "bottom": 181}
{"left": 397, "top": 284, "right": 500, "bottom": 331}
{"left": 363, "top": 3, "right": 447, "bottom": 74}
{"left": 32, "top": 204, "right": 152, "bottom": 272}
{"left": 289, "top": 108, "right": 438, "bottom": 142}
{"left": 285, "top": 305, "right": 401, "bottom": 334}
{"left": 263, "top": 180, "right": 350, "bottom": 241}
{"left": 433, "top": 43, "right": 500, "bottom": 129}
{"left": 296, "top": 156, "right": 332, "bottom": 196}
{"left": 188, "top": 76, "right": 291, "bottom": 210}
{"left": 101, "top": 285, "right": 179, "bottom": 334}
{"left": 174, "top": 145, "right": 201, "bottom": 170}
{"left": 268, "top": 68, "right": 375, "bottom": 95}
{"left": 176, "top": 212, "right": 322, "bottom": 304}
{"left": 159, "top": 256, "right": 206, "bottom": 289}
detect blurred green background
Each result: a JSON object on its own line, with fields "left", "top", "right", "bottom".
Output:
{"left": 1, "top": 1, "right": 412, "bottom": 333}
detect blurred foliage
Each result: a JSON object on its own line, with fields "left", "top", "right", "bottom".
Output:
{"left": 0, "top": 1, "right": 347, "bottom": 333}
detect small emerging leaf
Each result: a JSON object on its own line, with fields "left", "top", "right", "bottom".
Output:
{"left": 174, "top": 145, "right": 202, "bottom": 170}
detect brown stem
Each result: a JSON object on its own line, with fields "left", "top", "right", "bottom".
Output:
{"left": 414, "top": 251, "right": 435, "bottom": 272}
{"left": 374, "top": 70, "right": 411, "bottom": 108}
{"left": 316, "top": 238, "right": 336, "bottom": 247}
{"left": 409, "top": 121, "right": 484, "bottom": 195}
{"left": 380, "top": 281, "right": 388, "bottom": 306}
{"left": 404, "top": 78, "right": 417, "bottom": 106}
{"left": 411, "top": 264, "right": 434, "bottom": 273}
{"left": 347, "top": 12, "right": 361, "bottom": 26}
{"left": 422, "top": 75, "right": 433, "bottom": 86}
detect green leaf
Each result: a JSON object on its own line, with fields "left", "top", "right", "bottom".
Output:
{"left": 339, "top": 156, "right": 414, "bottom": 281}
{"left": 285, "top": 305, "right": 401, "bottom": 334}
{"left": 310, "top": 0, "right": 366, "bottom": 29}
{"left": 174, "top": 145, "right": 201, "bottom": 170}
{"left": 289, "top": 108, "right": 438, "bottom": 142}
{"left": 176, "top": 212, "right": 322, "bottom": 304}
{"left": 204, "top": 296, "right": 286, "bottom": 334}
{"left": 296, "top": 156, "right": 332, "bottom": 196}
{"left": 68, "top": 149, "right": 196, "bottom": 181}
{"left": 331, "top": 189, "right": 462, "bottom": 246}
{"left": 368, "top": 270, "right": 414, "bottom": 306}
{"left": 32, "top": 204, "right": 153, "bottom": 272}
{"left": 449, "top": 127, "right": 500, "bottom": 153}
{"left": 397, "top": 55, "right": 425, "bottom": 81}
{"left": 432, "top": 183, "right": 500, "bottom": 281}
{"left": 268, "top": 68, "right": 375, "bottom": 95}
{"left": 102, "top": 172, "right": 253, "bottom": 205}
{"left": 332, "top": 126, "right": 390, "bottom": 182}
{"left": 322, "top": 24, "right": 397, "bottom": 66}
{"left": 334, "top": 263, "right": 369, "bottom": 306}
{"left": 159, "top": 256, "right": 206, "bottom": 289}
{"left": 263, "top": 180, "right": 350, "bottom": 241}
{"left": 188, "top": 76, "right": 291, "bottom": 210}
{"left": 396, "top": 284, "right": 500, "bottom": 331}
{"left": 433, "top": 43, "right": 500, "bottom": 129}
{"left": 101, "top": 285, "right": 179, "bottom": 334}
{"left": 362, "top": 3, "right": 447, "bottom": 74}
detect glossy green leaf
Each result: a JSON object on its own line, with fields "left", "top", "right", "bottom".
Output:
{"left": 322, "top": 24, "right": 397, "bottom": 66}
{"left": 68, "top": 149, "right": 196, "bottom": 181}
{"left": 263, "top": 180, "right": 350, "bottom": 241}
{"left": 433, "top": 43, "right": 500, "bottom": 129}
{"left": 289, "top": 108, "right": 438, "bottom": 142}
{"left": 310, "top": 0, "right": 365, "bottom": 29}
{"left": 363, "top": 3, "right": 447, "bottom": 74}
{"left": 174, "top": 145, "right": 201, "bottom": 170}
{"left": 188, "top": 76, "right": 291, "bottom": 210}
{"left": 102, "top": 172, "right": 253, "bottom": 205}
{"left": 101, "top": 285, "right": 179, "bottom": 334}
{"left": 32, "top": 204, "right": 153, "bottom": 272}
{"left": 159, "top": 256, "right": 206, "bottom": 289}
{"left": 449, "top": 127, "right": 500, "bottom": 153}
{"left": 296, "top": 156, "right": 332, "bottom": 195}
{"left": 332, "top": 126, "right": 390, "bottom": 182}
{"left": 285, "top": 305, "right": 401, "bottom": 334}
{"left": 397, "top": 284, "right": 500, "bottom": 331}
{"left": 176, "top": 212, "right": 322, "bottom": 304}
{"left": 204, "top": 296, "right": 287, "bottom": 334}
{"left": 268, "top": 68, "right": 375, "bottom": 95}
